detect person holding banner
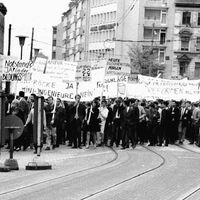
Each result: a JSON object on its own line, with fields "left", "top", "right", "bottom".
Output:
{"left": 68, "top": 95, "right": 86, "bottom": 149}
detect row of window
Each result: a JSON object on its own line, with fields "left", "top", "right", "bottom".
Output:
{"left": 182, "top": 11, "right": 200, "bottom": 26}
{"left": 180, "top": 36, "right": 200, "bottom": 51}
{"left": 145, "top": 9, "right": 167, "bottom": 24}
{"left": 90, "top": 30, "right": 115, "bottom": 43}
{"left": 90, "top": 11, "right": 116, "bottom": 25}
{"left": 91, "top": 0, "right": 116, "bottom": 7}
{"left": 144, "top": 28, "right": 166, "bottom": 45}
{"left": 89, "top": 48, "right": 115, "bottom": 60}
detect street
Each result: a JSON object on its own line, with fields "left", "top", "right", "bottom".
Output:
{"left": 0, "top": 144, "right": 200, "bottom": 200}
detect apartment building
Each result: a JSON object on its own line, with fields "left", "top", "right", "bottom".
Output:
{"left": 62, "top": 0, "right": 90, "bottom": 61}
{"left": 172, "top": 0, "right": 200, "bottom": 79}
{"left": 52, "top": 22, "right": 63, "bottom": 60}
{"left": 0, "top": 3, "right": 7, "bottom": 55}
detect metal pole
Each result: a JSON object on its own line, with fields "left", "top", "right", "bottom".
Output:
{"left": 9, "top": 129, "right": 13, "bottom": 159}
{"left": 7, "top": 24, "right": 11, "bottom": 56}
{"left": 30, "top": 28, "right": 34, "bottom": 61}
{"left": 5, "top": 24, "right": 11, "bottom": 94}
{"left": 20, "top": 45, "right": 23, "bottom": 60}
{"left": 37, "top": 96, "right": 42, "bottom": 156}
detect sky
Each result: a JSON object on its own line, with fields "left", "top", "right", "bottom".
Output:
{"left": 1, "top": 0, "right": 70, "bottom": 60}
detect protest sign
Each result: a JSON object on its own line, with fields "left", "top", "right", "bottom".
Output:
{"left": 1, "top": 56, "right": 33, "bottom": 81}
{"left": 13, "top": 73, "right": 76, "bottom": 101}
{"left": 76, "top": 62, "right": 92, "bottom": 82}
{"left": 44, "top": 60, "right": 77, "bottom": 81}
{"left": 106, "top": 58, "right": 131, "bottom": 76}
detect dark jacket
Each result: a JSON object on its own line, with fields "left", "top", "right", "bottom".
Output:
{"left": 68, "top": 103, "right": 86, "bottom": 123}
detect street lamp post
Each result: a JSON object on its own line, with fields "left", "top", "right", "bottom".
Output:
{"left": 16, "top": 36, "right": 28, "bottom": 60}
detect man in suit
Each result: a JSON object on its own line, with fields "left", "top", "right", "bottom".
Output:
{"left": 159, "top": 101, "right": 170, "bottom": 146}
{"left": 110, "top": 97, "right": 125, "bottom": 147}
{"left": 179, "top": 101, "right": 192, "bottom": 144}
{"left": 169, "top": 100, "right": 180, "bottom": 144}
{"left": 18, "top": 91, "right": 29, "bottom": 124}
{"left": 68, "top": 94, "right": 86, "bottom": 148}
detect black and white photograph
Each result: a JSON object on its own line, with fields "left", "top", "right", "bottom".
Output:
{"left": 1, "top": 0, "right": 200, "bottom": 199}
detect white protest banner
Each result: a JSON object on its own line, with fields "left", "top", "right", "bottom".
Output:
{"left": 44, "top": 60, "right": 77, "bottom": 82}
{"left": 76, "top": 62, "right": 92, "bottom": 82}
{"left": 126, "top": 75, "right": 200, "bottom": 101}
{"left": 91, "top": 60, "right": 107, "bottom": 70}
{"left": 1, "top": 55, "right": 33, "bottom": 81}
{"left": 31, "top": 57, "right": 47, "bottom": 74}
{"left": 106, "top": 57, "right": 131, "bottom": 76}
{"left": 14, "top": 73, "right": 76, "bottom": 101}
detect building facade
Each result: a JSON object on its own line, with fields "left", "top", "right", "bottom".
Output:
{"left": 172, "top": 0, "right": 200, "bottom": 79}
{"left": 52, "top": 0, "right": 200, "bottom": 79}
{"left": 52, "top": 22, "right": 63, "bottom": 60}
{"left": 0, "top": 3, "right": 7, "bottom": 55}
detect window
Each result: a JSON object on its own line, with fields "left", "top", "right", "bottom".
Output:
{"left": 160, "top": 30, "right": 166, "bottom": 44}
{"left": 159, "top": 49, "right": 165, "bottom": 63}
{"left": 161, "top": 10, "right": 167, "bottom": 24}
{"left": 196, "top": 37, "right": 200, "bottom": 51}
{"left": 144, "top": 28, "right": 153, "bottom": 39}
{"left": 198, "top": 13, "right": 200, "bottom": 26}
{"left": 52, "top": 52, "right": 56, "bottom": 60}
{"left": 53, "top": 40, "right": 56, "bottom": 46}
{"left": 179, "top": 62, "right": 187, "bottom": 76}
{"left": 182, "top": 11, "right": 191, "bottom": 25}
{"left": 195, "top": 63, "right": 200, "bottom": 79}
{"left": 145, "top": 9, "right": 161, "bottom": 20}
{"left": 181, "top": 36, "right": 189, "bottom": 51}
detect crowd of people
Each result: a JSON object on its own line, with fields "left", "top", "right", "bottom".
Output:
{"left": 2, "top": 91, "right": 200, "bottom": 153}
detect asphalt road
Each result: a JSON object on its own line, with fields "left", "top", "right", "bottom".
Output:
{"left": 1, "top": 144, "right": 200, "bottom": 200}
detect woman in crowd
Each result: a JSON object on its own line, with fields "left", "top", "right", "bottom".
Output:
{"left": 85, "top": 100, "right": 100, "bottom": 149}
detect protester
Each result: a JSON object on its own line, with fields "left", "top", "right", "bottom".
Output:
{"left": 68, "top": 95, "right": 86, "bottom": 149}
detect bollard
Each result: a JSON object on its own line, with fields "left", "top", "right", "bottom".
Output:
{"left": 26, "top": 95, "right": 52, "bottom": 170}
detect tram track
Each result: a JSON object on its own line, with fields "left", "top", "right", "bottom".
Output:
{"left": 174, "top": 144, "right": 200, "bottom": 200}
{"left": 2, "top": 144, "right": 196, "bottom": 200}
{"left": 80, "top": 145, "right": 166, "bottom": 200}
{"left": 0, "top": 147, "right": 118, "bottom": 197}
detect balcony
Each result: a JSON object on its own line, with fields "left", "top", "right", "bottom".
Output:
{"left": 145, "top": 0, "right": 168, "bottom": 8}
{"left": 175, "top": 0, "right": 200, "bottom": 7}
{"left": 77, "top": 43, "right": 84, "bottom": 52}
{"left": 77, "top": 10, "right": 84, "bottom": 20}
{"left": 76, "top": 27, "right": 84, "bottom": 36}
{"left": 63, "top": 36, "right": 70, "bottom": 45}
{"left": 65, "top": 21, "right": 71, "bottom": 30}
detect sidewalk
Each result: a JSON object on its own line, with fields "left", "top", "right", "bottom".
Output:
{"left": 0, "top": 145, "right": 112, "bottom": 170}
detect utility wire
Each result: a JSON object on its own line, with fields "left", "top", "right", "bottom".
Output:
{"left": 117, "top": 0, "right": 138, "bottom": 26}
{"left": 117, "top": 0, "right": 136, "bottom": 25}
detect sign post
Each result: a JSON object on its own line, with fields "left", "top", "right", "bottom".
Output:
{"left": 26, "top": 95, "right": 52, "bottom": 170}
{"left": 4, "top": 115, "right": 24, "bottom": 170}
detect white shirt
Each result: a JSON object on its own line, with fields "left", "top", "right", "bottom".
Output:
{"left": 99, "top": 106, "right": 109, "bottom": 122}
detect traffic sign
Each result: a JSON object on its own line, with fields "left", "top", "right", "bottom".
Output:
{"left": 4, "top": 115, "right": 24, "bottom": 140}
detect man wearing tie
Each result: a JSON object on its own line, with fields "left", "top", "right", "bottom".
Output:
{"left": 69, "top": 95, "right": 86, "bottom": 148}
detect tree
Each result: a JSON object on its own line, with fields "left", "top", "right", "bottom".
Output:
{"left": 128, "top": 44, "right": 165, "bottom": 77}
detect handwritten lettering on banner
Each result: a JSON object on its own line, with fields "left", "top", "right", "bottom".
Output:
{"left": 106, "top": 58, "right": 131, "bottom": 76}
{"left": 136, "top": 75, "right": 200, "bottom": 101}
{"left": 44, "top": 60, "right": 77, "bottom": 81}
{"left": 76, "top": 62, "right": 92, "bottom": 82}
{"left": 2, "top": 57, "right": 33, "bottom": 81}
{"left": 15, "top": 73, "right": 76, "bottom": 101}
